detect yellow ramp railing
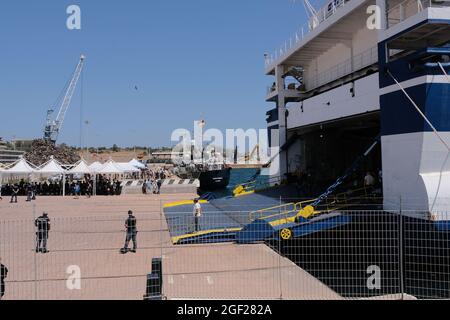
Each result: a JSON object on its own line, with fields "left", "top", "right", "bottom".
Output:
{"left": 247, "top": 186, "right": 373, "bottom": 223}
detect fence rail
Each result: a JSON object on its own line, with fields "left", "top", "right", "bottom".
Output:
{"left": 1, "top": 198, "right": 449, "bottom": 300}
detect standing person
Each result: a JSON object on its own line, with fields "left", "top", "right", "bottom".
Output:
{"left": 74, "top": 183, "right": 81, "bottom": 199}
{"left": 115, "top": 180, "right": 121, "bottom": 195}
{"left": 364, "top": 171, "right": 375, "bottom": 187}
{"left": 121, "top": 210, "right": 137, "bottom": 253}
{"left": 35, "top": 212, "right": 51, "bottom": 253}
{"left": 10, "top": 184, "right": 19, "bottom": 203}
{"left": 31, "top": 182, "right": 37, "bottom": 200}
{"left": 156, "top": 179, "right": 162, "bottom": 194}
{"left": 193, "top": 199, "right": 202, "bottom": 233}
{"left": 86, "top": 182, "right": 92, "bottom": 198}
{"left": 0, "top": 258, "right": 7, "bottom": 300}
{"left": 142, "top": 180, "right": 147, "bottom": 194}
{"left": 26, "top": 183, "right": 33, "bottom": 202}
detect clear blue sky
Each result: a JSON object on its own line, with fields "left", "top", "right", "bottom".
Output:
{"left": 0, "top": 0, "right": 312, "bottom": 148}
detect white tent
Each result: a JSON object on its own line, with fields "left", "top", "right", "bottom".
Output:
{"left": 4, "top": 158, "right": 36, "bottom": 174}
{"left": 89, "top": 161, "right": 104, "bottom": 173}
{"left": 117, "top": 162, "right": 140, "bottom": 173}
{"left": 37, "top": 157, "right": 65, "bottom": 175}
{"left": 68, "top": 160, "right": 92, "bottom": 174}
{"left": 129, "top": 159, "right": 146, "bottom": 169}
{"left": 97, "top": 160, "right": 124, "bottom": 174}
{"left": 35, "top": 157, "right": 66, "bottom": 195}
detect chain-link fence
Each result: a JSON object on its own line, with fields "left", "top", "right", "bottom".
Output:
{"left": 0, "top": 196, "right": 449, "bottom": 300}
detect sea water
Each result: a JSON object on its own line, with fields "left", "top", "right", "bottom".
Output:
{"left": 211, "top": 168, "right": 269, "bottom": 198}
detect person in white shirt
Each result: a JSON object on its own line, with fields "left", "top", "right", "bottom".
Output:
{"left": 193, "top": 199, "right": 202, "bottom": 233}
{"left": 364, "top": 172, "right": 375, "bottom": 187}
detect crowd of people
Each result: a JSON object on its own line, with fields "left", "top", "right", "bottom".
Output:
{"left": 0, "top": 175, "right": 125, "bottom": 201}
{"left": 141, "top": 167, "right": 170, "bottom": 194}
{"left": 0, "top": 166, "right": 173, "bottom": 201}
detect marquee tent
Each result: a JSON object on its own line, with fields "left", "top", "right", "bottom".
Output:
{"left": 2, "top": 158, "right": 36, "bottom": 174}
{"left": 37, "top": 157, "right": 65, "bottom": 175}
{"left": 97, "top": 160, "right": 124, "bottom": 175}
{"left": 68, "top": 160, "right": 92, "bottom": 174}
{"left": 88, "top": 162, "right": 104, "bottom": 173}
{"left": 117, "top": 162, "right": 140, "bottom": 173}
{"left": 129, "top": 159, "right": 146, "bottom": 169}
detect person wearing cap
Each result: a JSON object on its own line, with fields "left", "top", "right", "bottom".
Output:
{"left": 122, "top": 210, "right": 137, "bottom": 253}
{"left": 35, "top": 212, "right": 51, "bottom": 253}
{"left": 0, "top": 257, "right": 7, "bottom": 300}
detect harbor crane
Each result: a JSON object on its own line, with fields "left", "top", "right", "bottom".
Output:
{"left": 43, "top": 55, "right": 85, "bottom": 144}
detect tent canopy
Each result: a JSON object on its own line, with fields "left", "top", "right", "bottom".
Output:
{"left": 3, "top": 158, "right": 36, "bottom": 174}
{"left": 68, "top": 160, "right": 92, "bottom": 174}
{"left": 117, "top": 162, "right": 140, "bottom": 173}
{"left": 89, "top": 161, "right": 104, "bottom": 173}
{"left": 129, "top": 159, "right": 146, "bottom": 169}
{"left": 97, "top": 160, "right": 124, "bottom": 174}
{"left": 37, "top": 157, "right": 65, "bottom": 175}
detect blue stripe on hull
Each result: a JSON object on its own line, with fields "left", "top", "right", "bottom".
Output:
{"left": 381, "top": 83, "right": 450, "bottom": 136}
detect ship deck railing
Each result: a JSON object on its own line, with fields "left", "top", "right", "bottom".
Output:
{"left": 264, "top": 0, "right": 350, "bottom": 71}
{"left": 387, "top": 0, "right": 450, "bottom": 28}
{"left": 303, "top": 46, "right": 378, "bottom": 92}
{"left": 248, "top": 186, "right": 378, "bottom": 222}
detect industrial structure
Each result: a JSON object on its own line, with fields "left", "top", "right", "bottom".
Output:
{"left": 43, "top": 55, "right": 85, "bottom": 144}
{"left": 264, "top": 0, "right": 450, "bottom": 221}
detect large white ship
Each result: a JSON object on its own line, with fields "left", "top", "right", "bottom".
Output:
{"left": 264, "top": 0, "right": 450, "bottom": 222}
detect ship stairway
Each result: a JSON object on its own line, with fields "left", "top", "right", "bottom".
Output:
{"left": 285, "top": 67, "right": 304, "bottom": 85}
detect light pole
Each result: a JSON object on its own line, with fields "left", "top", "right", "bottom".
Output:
{"left": 84, "top": 120, "right": 90, "bottom": 160}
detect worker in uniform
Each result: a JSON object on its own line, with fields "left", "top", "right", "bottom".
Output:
{"left": 32, "top": 182, "right": 37, "bottom": 200}
{"left": 26, "top": 183, "right": 33, "bottom": 202}
{"left": 86, "top": 182, "right": 92, "bottom": 198}
{"left": 122, "top": 210, "right": 137, "bottom": 253}
{"left": 156, "top": 179, "right": 162, "bottom": 194}
{"left": 10, "top": 184, "right": 19, "bottom": 203}
{"left": 0, "top": 258, "right": 8, "bottom": 300}
{"left": 193, "top": 199, "right": 202, "bottom": 233}
{"left": 35, "top": 212, "right": 51, "bottom": 253}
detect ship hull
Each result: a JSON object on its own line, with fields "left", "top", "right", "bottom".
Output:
{"left": 199, "top": 168, "right": 231, "bottom": 190}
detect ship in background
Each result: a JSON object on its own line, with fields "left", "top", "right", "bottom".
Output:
{"left": 172, "top": 150, "right": 231, "bottom": 191}
{"left": 171, "top": 120, "right": 231, "bottom": 191}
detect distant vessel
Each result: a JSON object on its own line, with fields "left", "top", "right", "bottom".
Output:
{"left": 174, "top": 160, "right": 231, "bottom": 191}
{"left": 171, "top": 120, "right": 231, "bottom": 191}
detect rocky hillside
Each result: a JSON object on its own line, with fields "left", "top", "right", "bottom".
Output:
{"left": 25, "top": 139, "right": 80, "bottom": 166}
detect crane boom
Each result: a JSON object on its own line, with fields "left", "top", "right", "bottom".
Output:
{"left": 44, "top": 54, "right": 85, "bottom": 143}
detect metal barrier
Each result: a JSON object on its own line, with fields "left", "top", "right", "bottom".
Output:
{"left": 1, "top": 196, "right": 449, "bottom": 300}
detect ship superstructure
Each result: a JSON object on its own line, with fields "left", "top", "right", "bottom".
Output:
{"left": 265, "top": 0, "right": 450, "bottom": 221}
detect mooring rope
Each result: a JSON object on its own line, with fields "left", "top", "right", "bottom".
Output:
{"left": 386, "top": 69, "right": 450, "bottom": 153}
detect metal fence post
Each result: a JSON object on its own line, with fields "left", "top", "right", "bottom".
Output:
{"left": 277, "top": 196, "right": 283, "bottom": 300}
{"left": 399, "top": 196, "right": 404, "bottom": 300}
{"left": 33, "top": 203, "right": 37, "bottom": 301}
{"left": 159, "top": 199, "right": 164, "bottom": 299}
